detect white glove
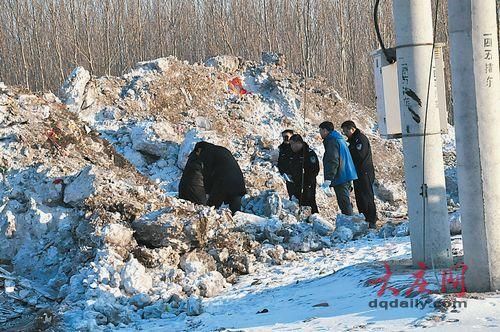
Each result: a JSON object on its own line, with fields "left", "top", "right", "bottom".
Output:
{"left": 321, "top": 180, "right": 333, "bottom": 197}
{"left": 282, "top": 173, "right": 294, "bottom": 183}
{"left": 321, "top": 180, "right": 332, "bottom": 189}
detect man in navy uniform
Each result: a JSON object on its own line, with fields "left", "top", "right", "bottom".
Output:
{"left": 288, "top": 134, "right": 320, "bottom": 214}
{"left": 341, "top": 120, "right": 377, "bottom": 228}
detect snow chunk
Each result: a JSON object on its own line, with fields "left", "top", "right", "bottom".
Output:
{"left": 335, "top": 214, "right": 369, "bottom": 239}
{"left": 205, "top": 55, "right": 240, "bottom": 72}
{"left": 332, "top": 226, "right": 353, "bottom": 243}
{"left": 180, "top": 250, "right": 217, "bottom": 278}
{"left": 311, "top": 214, "right": 335, "bottom": 236}
{"left": 102, "top": 223, "right": 134, "bottom": 248}
{"left": 59, "top": 67, "right": 90, "bottom": 112}
{"left": 196, "top": 271, "right": 228, "bottom": 297}
{"left": 186, "top": 295, "right": 203, "bottom": 316}
{"left": 131, "top": 122, "right": 178, "bottom": 157}
{"left": 64, "top": 166, "right": 96, "bottom": 206}
{"left": 120, "top": 256, "right": 153, "bottom": 294}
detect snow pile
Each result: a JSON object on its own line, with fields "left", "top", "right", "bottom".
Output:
{"left": 0, "top": 53, "right": 458, "bottom": 330}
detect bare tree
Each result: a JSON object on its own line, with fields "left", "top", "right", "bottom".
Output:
{"left": 1, "top": 0, "right": 449, "bottom": 109}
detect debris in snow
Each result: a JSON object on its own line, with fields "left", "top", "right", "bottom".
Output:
{"left": 312, "top": 302, "right": 330, "bottom": 307}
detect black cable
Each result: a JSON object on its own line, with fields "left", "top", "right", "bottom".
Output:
{"left": 374, "top": 0, "right": 396, "bottom": 64}
{"left": 422, "top": 0, "right": 441, "bottom": 266}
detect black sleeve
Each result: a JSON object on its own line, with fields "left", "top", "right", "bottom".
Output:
{"left": 323, "top": 139, "right": 339, "bottom": 181}
{"left": 304, "top": 150, "right": 320, "bottom": 184}
{"left": 356, "top": 134, "right": 371, "bottom": 161}
{"left": 277, "top": 146, "right": 286, "bottom": 174}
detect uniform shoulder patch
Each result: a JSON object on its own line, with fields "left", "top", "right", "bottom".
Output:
{"left": 356, "top": 143, "right": 363, "bottom": 151}
{"left": 310, "top": 155, "right": 317, "bottom": 163}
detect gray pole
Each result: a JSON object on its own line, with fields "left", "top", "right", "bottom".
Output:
{"left": 448, "top": 0, "right": 500, "bottom": 292}
{"left": 392, "top": 0, "right": 452, "bottom": 267}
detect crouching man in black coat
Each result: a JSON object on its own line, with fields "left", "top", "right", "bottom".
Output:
{"left": 194, "top": 141, "right": 246, "bottom": 214}
{"left": 288, "top": 134, "right": 320, "bottom": 214}
{"left": 179, "top": 150, "right": 207, "bottom": 205}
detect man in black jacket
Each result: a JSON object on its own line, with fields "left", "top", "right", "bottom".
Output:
{"left": 277, "top": 129, "right": 296, "bottom": 199}
{"left": 288, "top": 134, "right": 320, "bottom": 214}
{"left": 178, "top": 150, "right": 207, "bottom": 205}
{"left": 341, "top": 120, "right": 377, "bottom": 228}
{"left": 194, "top": 141, "right": 246, "bottom": 214}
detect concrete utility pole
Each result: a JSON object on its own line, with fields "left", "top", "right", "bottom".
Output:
{"left": 392, "top": 0, "right": 451, "bottom": 267}
{"left": 448, "top": 0, "right": 500, "bottom": 292}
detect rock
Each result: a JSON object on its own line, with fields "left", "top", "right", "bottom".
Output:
{"left": 180, "top": 250, "right": 217, "bottom": 277}
{"left": 63, "top": 166, "right": 96, "bottom": 206}
{"left": 131, "top": 122, "right": 178, "bottom": 157}
{"left": 102, "top": 223, "right": 133, "bottom": 248}
{"left": 130, "top": 293, "right": 151, "bottom": 309}
{"left": 449, "top": 211, "right": 461, "bottom": 235}
{"left": 58, "top": 67, "right": 90, "bottom": 112}
{"left": 120, "top": 256, "right": 152, "bottom": 294}
{"left": 331, "top": 226, "right": 353, "bottom": 243}
{"left": 196, "top": 271, "right": 228, "bottom": 297}
{"left": 335, "top": 214, "right": 369, "bottom": 239}
{"left": 311, "top": 214, "right": 335, "bottom": 236}
{"left": 186, "top": 295, "right": 203, "bottom": 316}
{"left": 205, "top": 55, "right": 240, "bottom": 72}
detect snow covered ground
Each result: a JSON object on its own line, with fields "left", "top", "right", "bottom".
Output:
{"left": 117, "top": 234, "right": 500, "bottom": 332}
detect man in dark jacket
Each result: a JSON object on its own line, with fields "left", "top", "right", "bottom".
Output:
{"left": 288, "top": 134, "right": 320, "bottom": 214}
{"left": 194, "top": 141, "right": 246, "bottom": 214}
{"left": 178, "top": 150, "right": 207, "bottom": 205}
{"left": 319, "top": 121, "right": 358, "bottom": 215}
{"left": 277, "top": 129, "right": 296, "bottom": 199}
{"left": 341, "top": 120, "right": 377, "bottom": 228}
